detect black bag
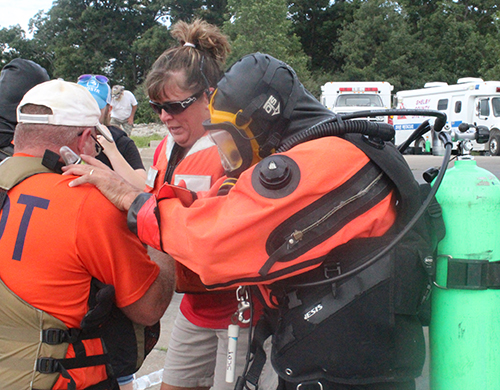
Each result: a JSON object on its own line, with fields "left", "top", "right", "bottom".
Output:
{"left": 267, "top": 136, "right": 445, "bottom": 385}
{"left": 82, "top": 279, "right": 160, "bottom": 379}
{"left": 269, "top": 232, "right": 433, "bottom": 384}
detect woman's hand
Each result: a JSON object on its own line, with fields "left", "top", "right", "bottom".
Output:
{"left": 62, "top": 154, "right": 142, "bottom": 211}
{"left": 96, "top": 134, "right": 119, "bottom": 158}
{"left": 96, "top": 134, "right": 147, "bottom": 190}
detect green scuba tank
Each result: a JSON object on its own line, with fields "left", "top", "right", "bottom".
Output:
{"left": 431, "top": 157, "right": 500, "bottom": 390}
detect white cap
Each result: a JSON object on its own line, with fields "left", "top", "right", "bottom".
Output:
{"left": 17, "top": 79, "right": 113, "bottom": 142}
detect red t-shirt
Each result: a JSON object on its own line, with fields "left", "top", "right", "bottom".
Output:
{"left": 0, "top": 155, "right": 159, "bottom": 389}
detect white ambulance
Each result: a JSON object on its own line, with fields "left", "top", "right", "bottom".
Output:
{"left": 393, "top": 78, "right": 500, "bottom": 155}
{"left": 320, "top": 81, "right": 394, "bottom": 122}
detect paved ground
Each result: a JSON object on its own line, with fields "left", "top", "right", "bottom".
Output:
{"left": 133, "top": 140, "right": 500, "bottom": 390}
{"left": 132, "top": 141, "right": 171, "bottom": 390}
{"left": 133, "top": 292, "right": 181, "bottom": 389}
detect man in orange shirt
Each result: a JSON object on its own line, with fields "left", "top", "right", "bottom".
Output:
{"left": 0, "top": 79, "right": 174, "bottom": 390}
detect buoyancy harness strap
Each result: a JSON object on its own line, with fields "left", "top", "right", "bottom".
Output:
{"left": 344, "top": 134, "right": 420, "bottom": 221}
{"left": 234, "top": 314, "right": 274, "bottom": 390}
{"left": 437, "top": 257, "right": 500, "bottom": 290}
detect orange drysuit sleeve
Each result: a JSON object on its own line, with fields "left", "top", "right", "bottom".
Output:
{"left": 131, "top": 137, "right": 396, "bottom": 289}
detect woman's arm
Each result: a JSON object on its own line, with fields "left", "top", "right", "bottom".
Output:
{"left": 97, "top": 134, "right": 147, "bottom": 190}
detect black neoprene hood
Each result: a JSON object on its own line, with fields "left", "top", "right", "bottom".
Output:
{"left": 0, "top": 58, "right": 50, "bottom": 132}
{"left": 211, "top": 52, "right": 335, "bottom": 153}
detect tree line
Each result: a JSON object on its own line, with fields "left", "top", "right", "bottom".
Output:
{"left": 1, "top": 0, "right": 499, "bottom": 123}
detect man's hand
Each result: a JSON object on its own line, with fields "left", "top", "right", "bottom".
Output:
{"left": 62, "top": 154, "right": 141, "bottom": 211}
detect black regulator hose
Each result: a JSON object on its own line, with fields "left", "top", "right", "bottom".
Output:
{"left": 397, "top": 120, "right": 431, "bottom": 154}
{"left": 277, "top": 109, "right": 447, "bottom": 154}
{"left": 278, "top": 118, "right": 395, "bottom": 153}
{"left": 338, "top": 109, "right": 447, "bottom": 132}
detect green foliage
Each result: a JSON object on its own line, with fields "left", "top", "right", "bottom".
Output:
{"left": 414, "top": 0, "right": 496, "bottom": 86}
{"left": 131, "top": 25, "right": 173, "bottom": 84}
{"left": 2, "top": 0, "right": 500, "bottom": 104}
{"left": 480, "top": 15, "right": 500, "bottom": 81}
{"left": 0, "top": 24, "right": 48, "bottom": 70}
{"left": 288, "top": 0, "right": 359, "bottom": 73}
{"left": 133, "top": 83, "right": 161, "bottom": 124}
{"left": 162, "top": 0, "right": 227, "bottom": 27}
{"left": 23, "top": 0, "right": 169, "bottom": 89}
{"left": 130, "top": 133, "right": 165, "bottom": 148}
{"left": 223, "top": 0, "right": 313, "bottom": 91}
{"left": 334, "top": 0, "right": 425, "bottom": 91}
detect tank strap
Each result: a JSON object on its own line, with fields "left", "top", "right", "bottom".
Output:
{"left": 443, "top": 257, "right": 500, "bottom": 290}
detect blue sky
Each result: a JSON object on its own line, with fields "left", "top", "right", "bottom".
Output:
{"left": 0, "top": 0, "right": 55, "bottom": 33}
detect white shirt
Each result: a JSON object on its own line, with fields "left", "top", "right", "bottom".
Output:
{"left": 110, "top": 90, "right": 138, "bottom": 121}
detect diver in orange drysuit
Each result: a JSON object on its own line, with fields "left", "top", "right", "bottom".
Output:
{"left": 126, "top": 53, "right": 428, "bottom": 390}
{"left": 68, "top": 53, "right": 433, "bottom": 390}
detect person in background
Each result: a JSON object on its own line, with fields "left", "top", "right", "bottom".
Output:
{"left": 0, "top": 58, "right": 49, "bottom": 161}
{"left": 0, "top": 79, "right": 174, "bottom": 390}
{"left": 110, "top": 85, "right": 138, "bottom": 136}
{"left": 144, "top": 19, "right": 277, "bottom": 390}
{"left": 77, "top": 74, "right": 146, "bottom": 189}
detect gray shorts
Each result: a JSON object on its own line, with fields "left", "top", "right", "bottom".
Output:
{"left": 162, "top": 310, "right": 278, "bottom": 389}
{"left": 110, "top": 117, "right": 133, "bottom": 135}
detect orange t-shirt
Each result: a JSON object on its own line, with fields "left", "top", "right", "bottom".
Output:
{"left": 0, "top": 155, "right": 159, "bottom": 389}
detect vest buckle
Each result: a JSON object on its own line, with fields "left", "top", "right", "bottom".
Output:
{"left": 42, "top": 328, "right": 66, "bottom": 345}
{"left": 36, "top": 357, "right": 60, "bottom": 374}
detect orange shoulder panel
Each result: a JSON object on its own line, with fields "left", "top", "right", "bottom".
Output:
{"left": 138, "top": 137, "right": 396, "bottom": 289}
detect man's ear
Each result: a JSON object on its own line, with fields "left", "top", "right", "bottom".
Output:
{"left": 76, "top": 128, "right": 94, "bottom": 155}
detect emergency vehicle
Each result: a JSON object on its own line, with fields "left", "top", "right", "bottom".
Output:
{"left": 393, "top": 78, "right": 500, "bottom": 155}
{"left": 320, "top": 81, "right": 394, "bottom": 122}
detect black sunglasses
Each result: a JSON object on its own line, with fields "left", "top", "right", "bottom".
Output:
{"left": 149, "top": 89, "right": 206, "bottom": 116}
{"left": 90, "top": 133, "right": 103, "bottom": 155}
